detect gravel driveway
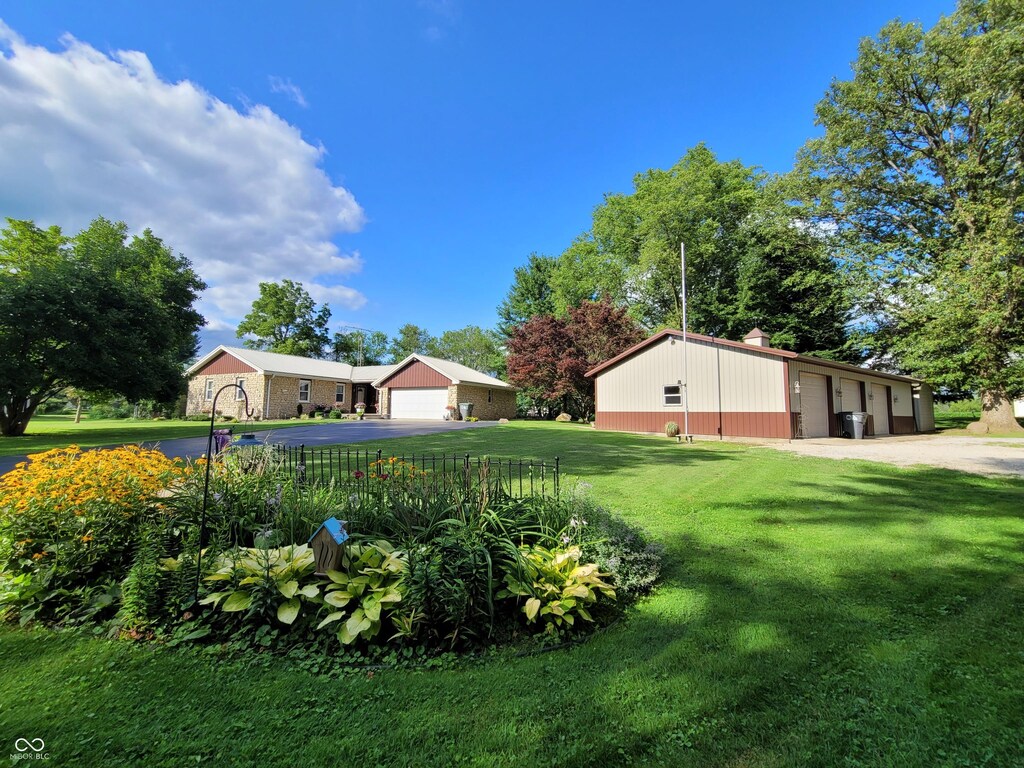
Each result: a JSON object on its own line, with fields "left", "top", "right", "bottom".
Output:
{"left": 766, "top": 434, "right": 1024, "bottom": 477}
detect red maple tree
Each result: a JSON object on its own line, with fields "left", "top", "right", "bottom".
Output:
{"left": 507, "top": 299, "right": 644, "bottom": 418}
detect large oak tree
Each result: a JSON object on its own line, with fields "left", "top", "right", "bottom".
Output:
{"left": 236, "top": 279, "right": 331, "bottom": 358}
{"left": 544, "top": 144, "right": 855, "bottom": 359}
{"left": 796, "top": 0, "right": 1024, "bottom": 432}
{"left": 0, "top": 217, "right": 205, "bottom": 436}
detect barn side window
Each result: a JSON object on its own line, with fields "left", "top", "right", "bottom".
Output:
{"left": 204, "top": 379, "right": 214, "bottom": 400}
{"left": 235, "top": 378, "right": 246, "bottom": 400}
{"left": 663, "top": 385, "right": 681, "bottom": 405}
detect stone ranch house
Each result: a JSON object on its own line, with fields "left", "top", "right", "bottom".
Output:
{"left": 186, "top": 346, "right": 516, "bottom": 421}
{"left": 586, "top": 328, "right": 935, "bottom": 439}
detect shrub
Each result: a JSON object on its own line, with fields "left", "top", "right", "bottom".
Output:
{"left": 328, "top": 410, "right": 343, "bottom": 419}
{"left": 88, "top": 401, "right": 133, "bottom": 420}
{"left": 0, "top": 446, "right": 184, "bottom": 623}
{"left": 665, "top": 421, "right": 680, "bottom": 438}
{"left": 573, "top": 500, "right": 662, "bottom": 601}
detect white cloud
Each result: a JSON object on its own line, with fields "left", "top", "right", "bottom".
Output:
{"left": 0, "top": 20, "right": 366, "bottom": 331}
{"left": 268, "top": 75, "right": 307, "bottom": 108}
{"left": 418, "top": 0, "right": 459, "bottom": 42}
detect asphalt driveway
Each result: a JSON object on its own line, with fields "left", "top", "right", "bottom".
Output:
{"left": 0, "top": 419, "right": 499, "bottom": 476}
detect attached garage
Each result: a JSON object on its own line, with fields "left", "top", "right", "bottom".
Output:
{"left": 390, "top": 387, "right": 449, "bottom": 420}
{"left": 374, "top": 354, "right": 518, "bottom": 421}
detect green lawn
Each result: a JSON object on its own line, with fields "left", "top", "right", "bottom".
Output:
{"left": 0, "top": 414, "right": 337, "bottom": 457}
{"left": 934, "top": 409, "right": 1024, "bottom": 437}
{"left": 2, "top": 422, "right": 1022, "bottom": 766}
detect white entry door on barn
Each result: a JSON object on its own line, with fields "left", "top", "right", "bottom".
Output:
{"left": 390, "top": 387, "right": 449, "bottom": 420}
{"left": 799, "top": 373, "right": 830, "bottom": 438}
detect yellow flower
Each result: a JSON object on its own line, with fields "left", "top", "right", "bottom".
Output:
{"left": 81, "top": 535, "right": 93, "bottom": 543}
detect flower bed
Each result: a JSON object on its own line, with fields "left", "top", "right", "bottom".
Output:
{"left": 0, "top": 445, "right": 660, "bottom": 658}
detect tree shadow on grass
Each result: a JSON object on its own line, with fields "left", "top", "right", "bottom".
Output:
{"left": 326, "top": 425, "right": 739, "bottom": 484}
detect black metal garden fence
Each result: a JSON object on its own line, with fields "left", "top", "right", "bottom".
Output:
{"left": 275, "top": 445, "right": 561, "bottom": 499}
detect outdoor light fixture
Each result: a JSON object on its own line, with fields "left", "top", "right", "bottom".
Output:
{"left": 893, "top": 395, "right": 899, "bottom": 403}
{"left": 835, "top": 388, "right": 843, "bottom": 397}
{"left": 794, "top": 380, "right": 801, "bottom": 394}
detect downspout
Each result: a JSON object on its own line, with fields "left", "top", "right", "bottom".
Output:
{"left": 264, "top": 374, "right": 275, "bottom": 420}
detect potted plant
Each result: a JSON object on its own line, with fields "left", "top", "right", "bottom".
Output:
{"left": 355, "top": 402, "right": 366, "bottom": 420}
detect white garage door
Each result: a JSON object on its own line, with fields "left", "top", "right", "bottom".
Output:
{"left": 390, "top": 388, "right": 448, "bottom": 420}
{"left": 799, "top": 373, "right": 830, "bottom": 438}
{"left": 840, "top": 378, "right": 863, "bottom": 412}
{"left": 871, "top": 384, "right": 890, "bottom": 435}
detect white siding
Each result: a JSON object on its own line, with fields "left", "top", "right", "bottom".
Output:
{"left": 914, "top": 385, "right": 936, "bottom": 431}
{"left": 595, "top": 336, "right": 787, "bottom": 413}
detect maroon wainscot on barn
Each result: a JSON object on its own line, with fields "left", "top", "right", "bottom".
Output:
{"left": 585, "top": 328, "right": 935, "bottom": 439}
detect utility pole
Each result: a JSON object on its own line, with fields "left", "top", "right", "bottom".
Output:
{"left": 681, "top": 242, "right": 691, "bottom": 443}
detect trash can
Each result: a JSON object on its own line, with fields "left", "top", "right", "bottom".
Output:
{"left": 851, "top": 411, "right": 868, "bottom": 439}
{"left": 459, "top": 402, "right": 474, "bottom": 420}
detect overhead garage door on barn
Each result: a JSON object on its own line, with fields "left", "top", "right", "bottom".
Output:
{"left": 390, "top": 387, "right": 448, "bottom": 420}
{"left": 799, "top": 373, "right": 830, "bottom": 438}
{"left": 871, "top": 383, "right": 890, "bottom": 435}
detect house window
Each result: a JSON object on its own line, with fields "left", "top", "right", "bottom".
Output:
{"left": 335, "top": 383, "right": 345, "bottom": 403}
{"left": 298, "top": 380, "right": 311, "bottom": 403}
{"left": 663, "top": 385, "right": 682, "bottom": 406}
{"left": 488, "top": 389, "right": 493, "bottom": 403}
{"left": 235, "top": 378, "right": 246, "bottom": 400}
{"left": 204, "top": 379, "right": 214, "bottom": 400}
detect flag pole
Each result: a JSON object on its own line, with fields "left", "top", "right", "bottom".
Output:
{"left": 681, "top": 242, "right": 691, "bottom": 443}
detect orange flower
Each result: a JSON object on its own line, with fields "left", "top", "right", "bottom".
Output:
{"left": 81, "top": 535, "right": 93, "bottom": 543}
{"left": 31, "top": 552, "right": 45, "bottom": 560}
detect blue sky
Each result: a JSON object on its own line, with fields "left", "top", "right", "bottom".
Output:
{"left": 0, "top": 1, "right": 948, "bottom": 355}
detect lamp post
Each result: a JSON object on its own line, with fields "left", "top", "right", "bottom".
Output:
{"left": 194, "top": 383, "right": 255, "bottom": 603}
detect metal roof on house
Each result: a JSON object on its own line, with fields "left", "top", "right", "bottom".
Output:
{"left": 187, "top": 346, "right": 358, "bottom": 379}
{"left": 350, "top": 365, "right": 396, "bottom": 383}
{"left": 373, "top": 354, "right": 514, "bottom": 389}
{"left": 188, "top": 346, "right": 513, "bottom": 388}
{"left": 585, "top": 329, "right": 923, "bottom": 385}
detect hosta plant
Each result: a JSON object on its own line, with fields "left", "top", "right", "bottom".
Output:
{"left": 499, "top": 545, "right": 615, "bottom": 635}
{"left": 192, "top": 543, "right": 321, "bottom": 627}
{"left": 318, "top": 541, "right": 406, "bottom": 645}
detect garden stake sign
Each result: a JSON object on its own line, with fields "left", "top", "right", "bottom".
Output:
{"left": 194, "top": 383, "right": 256, "bottom": 604}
